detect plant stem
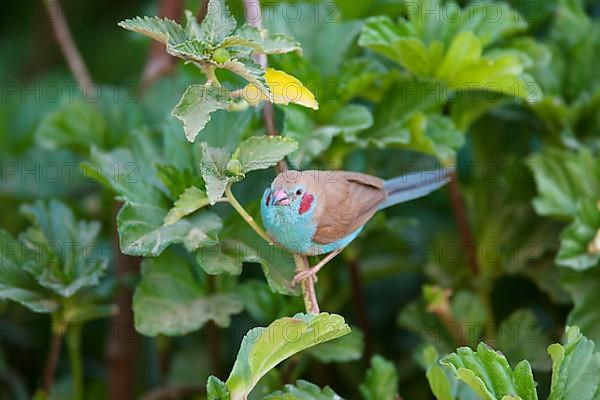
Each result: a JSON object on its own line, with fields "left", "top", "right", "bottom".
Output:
{"left": 447, "top": 169, "right": 479, "bottom": 277}
{"left": 242, "top": 0, "right": 318, "bottom": 313}
{"left": 108, "top": 202, "right": 140, "bottom": 400}
{"left": 202, "top": 64, "right": 221, "bottom": 86}
{"left": 42, "top": 315, "right": 65, "bottom": 395}
{"left": 225, "top": 182, "right": 273, "bottom": 245}
{"left": 67, "top": 323, "right": 83, "bottom": 400}
{"left": 294, "top": 255, "right": 320, "bottom": 314}
{"left": 43, "top": 0, "right": 92, "bottom": 91}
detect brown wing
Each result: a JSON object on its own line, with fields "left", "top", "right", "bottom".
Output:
{"left": 311, "top": 171, "right": 387, "bottom": 244}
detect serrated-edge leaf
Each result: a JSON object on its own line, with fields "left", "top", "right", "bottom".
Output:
{"left": 219, "top": 57, "right": 271, "bottom": 100}
{"left": 133, "top": 252, "right": 243, "bottom": 336}
{"left": 264, "top": 380, "right": 343, "bottom": 399}
{"left": 172, "top": 85, "right": 232, "bottom": 142}
{"left": 118, "top": 16, "right": 187, "bottom": 46}
{"left": 198, "top": 0, "right": 236, "bottom": 45}
{"left": 164, "top": 186, "right": 209, "bottom": 226}
{"left": 232, "top": 136, "right": 298, "bottom": 174}
{"left": 359, "top": 355, "right": 399, "bottom": 400}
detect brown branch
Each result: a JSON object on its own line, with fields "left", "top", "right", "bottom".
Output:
{"left": 348, "top": 260, "right": 372, "bottom": 361}
{"left": 43, "top": 0, "right": 92, "bottom": 90}
{"left": 141, "top": 384, "right": 205, "bottom": 400}
{"left": 242, "top": 0, "right": 318, "bottom": 313}
{"left": 42, "top": 324, "right": 65, "bottom": 394}
{"left": 447, "top": 170, "right": 479, "bottom": 277}
{"left": 140, "top": 0, "right": 185, "bottom": 92}
{"left": 108, "top": 202, "right": 141, "bottom": 400}
{"left": 196, "top": 0, "right": 210, "bottom": 21}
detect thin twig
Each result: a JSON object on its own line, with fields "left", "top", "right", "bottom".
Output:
{"left": 294, "top": 255, "right": 320, "bottom": 314}
{"left": 447, "top": 170, "right": 479, "bottom": 276}
{"left": 243, "top": 0, "right": 318, "bottom": 312}
{"left": 66, "top": 324, "right": 84, "bottom": 400}
{"left": 42, "top": 319, "right": 65, "bottom": 394}
{"left": 108, "top": 202, "right": 141, "bottom": 400}
{"left": 43, "top": 0, "right": 92, "bottom": 90}
{"left": 225, "top": 183, "right": 274, "bottom": 245}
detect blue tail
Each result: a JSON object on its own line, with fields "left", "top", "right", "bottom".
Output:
{"left": 379, "top": 167, "right": 454, "bottom": 209}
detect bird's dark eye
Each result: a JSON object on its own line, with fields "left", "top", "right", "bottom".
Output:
{"left": 296, "top": 189, "right": 303, "bottom": 196}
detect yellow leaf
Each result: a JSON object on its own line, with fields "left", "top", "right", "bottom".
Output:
{"left": 242, "top": 68, "right": 318, "bottom": 110}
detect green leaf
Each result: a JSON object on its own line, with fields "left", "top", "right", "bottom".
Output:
{"left": 229, "top": 25, "right": 302, "bottom": 55}
{"left": 231, "top": 136, "right": 298, "bottom": 174}
{"left": 557, "top": 199, "right": 600, "bottom": 270}
{"left": 133, "top": 251, "right": 243, "bottom": 336}
{"left": 196, "top": 239, "right": 250, "bottom": 275}
{"left": 156, "top": 163, "right": 203, "bottom": 201}
{"left": 171, "top": 85, "right": 232, "bottom": 142}
{"left": 0, "top": 230, "right": 56, "bottom": 313}
{"left": 264, "top": 3, "right": 361, "bottom": 77}
{"left": 283, "top": 105, "right": 372, "bottom": 167}
{"left": 441, "top": 342, "right": 538, "bottom": 400}
{"left": 451, "top": 291, "right": 487, "bottom": 345}
{"left": 207, "top": 375, "right": 230, "bottom": 400}
{"left": 436, "top": 31, "right": 481, "bottom": 81}
{"left": 348, "top": 82, "right": 464, "bottom": 160}
{"left": 496, "top": 310, "right": 552, "bottom": 371}
{"left": 225, "top": 313, "right": 351, "bottom": 399}
{"left": 359, "top": 3, "right": 537, "bottom": 102}
{"left": 547, "top": 326, "right": 600, "bottom": 400}
{"left": 219, "top": 57, "right": 270, "bottom": 100}
{"left": 118, "top": 204, "right": 222, "bottom": 257}
{"left": 169, "top": 39, "right": 211, "bottom": 62}
{"left": 19, "top": 200, "right": 108, "bottom": 298}
{"left": 426, "top": 361, "right": 455, "bottom": 400}
{"left": 423, "top": 345, "right": 479, "bottom": 400}
{"left": 90, "top": 141, "right": 223, "bottom": 257}
{"left": 195, "top": 0, "right": 236, "bottom": 45}
{"left": 192, "top": 108, "right": 253, "bottom": 152}
{"left": 561, "top": 268, "right": 600, "bottom": 345}
{"left": 237, "top": 280, "right": 303, "bottom": 323}
{"left": 264, "top": 380, "right": 343, "bottom": 400}
{"left": 528, "top": 148, "right": 600, "bottom": 219}
{"left": 164, "top": 186, "right": 209, "bottom": 226}
{"left": 359, "top": 355, "right": 398, "bottom": 400}
{"left": 359, "top": 15, "right": 432, "bottom": 77}
{"left": 199, "top": 143, "right": 232, "bottom": 205}
{"left": 35, "top": 101, "right": 106, "bottom": 151}
{"left": 307, "top": 328, "right": 364, "bottom": 363}
{"left": 118, "top": 16, "right": 187, "bottom": 46}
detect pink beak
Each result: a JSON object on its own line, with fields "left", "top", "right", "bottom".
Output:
{"left": 272, "top": 188, "right": 289, "bottom": 206}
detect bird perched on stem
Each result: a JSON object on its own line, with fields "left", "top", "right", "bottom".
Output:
{"left": 260, "top": 167, "right": 454, "bottom": 286}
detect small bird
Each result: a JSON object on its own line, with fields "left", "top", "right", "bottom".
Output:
{"left": 260, "top": 168, "right": 454, "bottom": 286}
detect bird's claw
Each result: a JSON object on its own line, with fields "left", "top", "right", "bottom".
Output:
{"left": 291, "top": 268, "right": 319, "bottom": 287}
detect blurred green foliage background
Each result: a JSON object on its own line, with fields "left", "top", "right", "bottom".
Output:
{"left": 1, "top": 0, "right": 600, "bottom": 399}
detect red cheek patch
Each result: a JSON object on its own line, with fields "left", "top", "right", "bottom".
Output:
{"left": 266, "top": 193, "right": 271, "bottom": 206}
{"left": 298, "top": 193, "right": 314, "bottom": 215}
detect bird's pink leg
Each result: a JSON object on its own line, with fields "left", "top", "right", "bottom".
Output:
{"left": 291, "top": 248, "right": 344, "bottom": 287}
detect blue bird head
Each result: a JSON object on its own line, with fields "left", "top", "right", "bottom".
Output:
{"left": 260, "top": 171, "right": 319, "bottom": 254}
